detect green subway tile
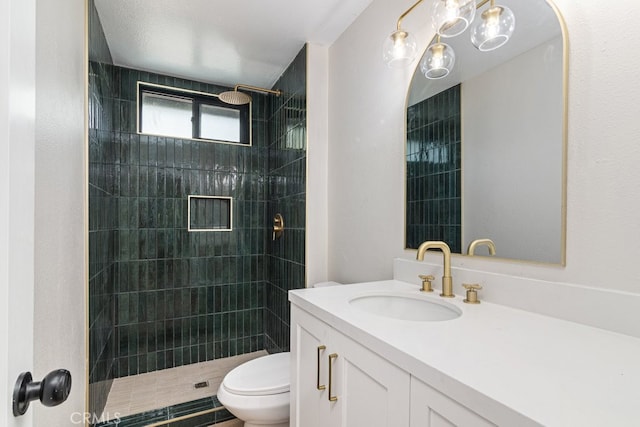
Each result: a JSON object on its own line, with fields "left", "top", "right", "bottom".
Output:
{"left": 91, "top": 51, "right": 307, "bottom": 386}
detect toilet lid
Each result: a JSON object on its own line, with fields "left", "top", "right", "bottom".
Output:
{"left": 223, "top": 352, "right": 290, "bottom": 396}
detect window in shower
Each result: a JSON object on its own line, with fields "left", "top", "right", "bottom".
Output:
{"left": 187, "top": 195, "right": 233, "bottom": 232}
{"left": 138, "top": 82, "right": 251, "bottom": 145}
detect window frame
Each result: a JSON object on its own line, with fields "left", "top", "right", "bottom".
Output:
{"left": 137, "top": 81, "right": 251, "bottom": 146}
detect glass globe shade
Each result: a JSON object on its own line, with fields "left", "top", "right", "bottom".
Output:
{"left": 420, "top": 42, "right": 455, "bottom": 79}
{"left": 431, "top": 0, "right": 476, "bottom": 38}
{"left": 382, "top": 30, "right": 418, "bottom": 68}
{"left": 470, "top": 5, "right": 515, "bottom": 51}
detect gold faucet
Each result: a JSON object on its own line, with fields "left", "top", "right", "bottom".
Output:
{"left": 416, "top": 241, "right": 454, "bottom": 298}
{"left": 467, "top": 238, "right": 496, "bottom": 256}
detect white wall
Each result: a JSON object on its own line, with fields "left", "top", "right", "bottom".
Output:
{"left": 327, "top": 0, "right": 426, "bottom": 284}
{"left": 463, "top": 37, "right": 563, "bottom": 263}
{"left": 327, "top": 0, "right": 640, "bottom": 296}
{"left": 306, "top": 43, "right": 330, "bottom": 287}
{"left": 33, "top": 0, "right": 87, "bottom": 424}
{"left": 1, "top": 0, "right": 36, "bottom": 424}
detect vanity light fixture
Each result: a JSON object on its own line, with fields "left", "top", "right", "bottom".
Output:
{"left": 382, "top": 0, "right": 423, "bottom": 68}
{"left": 420, "top": 35, "right": 455, "bottom": 79}
{"left": 382, "top": 29, "right": 419, "bottom": 68}
{"left": 384, "top": 0, "right": 515, "bottom": 78}
{"left": 432, "top": 0, "right": 476, "bottom": 38}
{"left": 470, "top": 0, "right": 515, "bottom": 51}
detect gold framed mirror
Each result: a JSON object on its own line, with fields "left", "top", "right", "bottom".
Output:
{"left": 405, "top": 0, "right": 567, "bottom": 265}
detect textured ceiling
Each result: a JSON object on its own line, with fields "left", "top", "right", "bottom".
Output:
{"left": 95, "top": 0, "right": 373, "bottom": 88}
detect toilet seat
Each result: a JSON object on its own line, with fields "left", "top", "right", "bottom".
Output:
{"left": 222, "top": 352, "right": 289, "bottom": 396}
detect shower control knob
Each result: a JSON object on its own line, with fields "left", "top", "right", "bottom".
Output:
{"left": 13, "top": 369, "right": 72, "bottom": 416}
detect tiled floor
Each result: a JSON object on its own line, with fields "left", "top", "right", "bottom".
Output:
{"left": 102, "top": 351, "right": 267, "bottom": 421}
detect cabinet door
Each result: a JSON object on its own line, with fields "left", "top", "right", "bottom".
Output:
{"left": 290, "top": 307, "right": 338, "bottom": 427}
{"left": 291, "top": 306, "right": 410, "bottom": 427}
{"left": 332, "top": 329, "right": 411, "bottom": 427}
{"left": 410, "top": 377, "right": 495, "bottom": 427}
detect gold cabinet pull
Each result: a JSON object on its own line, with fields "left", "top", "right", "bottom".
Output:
{"left": 328, "top": 353, "right": 338, "bottom": 402}
{"left": 316, "top": 345, "right": 326, "bottom": 390}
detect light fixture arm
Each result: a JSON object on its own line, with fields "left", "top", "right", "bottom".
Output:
{"left": 396, "top": 0, "right": 424, "bottom": 31}
{"left": 397, "top": 0, "right": 491, "bottom": 32}
{"left": 233, "top": 84, "right": 281, "bottom": 97}
{"left": 396, "top": 0, "right": 495, "bottom": 31}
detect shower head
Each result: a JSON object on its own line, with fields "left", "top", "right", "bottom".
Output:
{"left": 219, "top": 89, "right": 253, "bottom": 105}
{"left": 218, "top": 84, "right": 282, "bottom": 106}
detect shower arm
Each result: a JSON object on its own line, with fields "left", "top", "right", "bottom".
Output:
{"left": 234, "top": 84, "right": 281, "bottom": 97}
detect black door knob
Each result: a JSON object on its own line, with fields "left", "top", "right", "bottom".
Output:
{"left": 13, "top": 369, "right": 72, "bottom": 416}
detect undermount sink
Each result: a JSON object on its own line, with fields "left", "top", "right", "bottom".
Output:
{"left": 349, "top": 292, "right": 462, "bottom": 322}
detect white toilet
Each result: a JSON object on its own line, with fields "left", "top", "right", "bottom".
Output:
{"left": 217, "top": 352, "right": 290, "bottom": 427}
{"left": 217, "top": 283, "right": 341, "bottom": 426}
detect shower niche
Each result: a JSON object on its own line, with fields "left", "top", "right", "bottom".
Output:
{"left": 188, "top": 196, "right": 233, "bottom": 232}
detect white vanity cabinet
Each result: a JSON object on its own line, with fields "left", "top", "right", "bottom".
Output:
{"left": 291, "top": 306, "right": 410, "bottom": 427}
{"left": 291, "top": 303, "right": 500, "bottom": 427}
{"left": 410, "top": 377, "right": 495, "bottom": 427}
{"left": 290, "top": 280, "right": 640, "bottom": 426}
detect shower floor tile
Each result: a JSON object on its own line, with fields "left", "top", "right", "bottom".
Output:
{"left": 102, "top": 351, "right": 267, "bottom": 421}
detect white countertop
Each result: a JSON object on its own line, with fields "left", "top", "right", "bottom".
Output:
{"left": 289, "top": 280, "right": 640, "bottom": 426}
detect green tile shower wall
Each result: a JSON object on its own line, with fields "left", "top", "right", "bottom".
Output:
{"left": 106, "top": 66, "right": 271, "bottom": 377}
{"left": 88, "top": 0, "right": 116, "bottom": 419}
{"left": 90, "top": 7, "right": 307, "bottom": 410}
{"left": 265, "top": 46, "right": 307, "bottom": 353}
{"left": 406, "top": 84, "right": 462, "bottom": 252}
